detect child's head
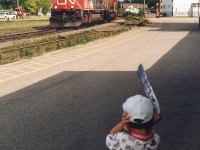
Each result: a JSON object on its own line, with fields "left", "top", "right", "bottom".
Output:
{"left": 123, "top": 95, "right": 154, "bottom": 130}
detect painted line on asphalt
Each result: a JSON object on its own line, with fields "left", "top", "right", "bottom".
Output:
{"left": 0, "top": 23, "right": 162, "bottom": 83}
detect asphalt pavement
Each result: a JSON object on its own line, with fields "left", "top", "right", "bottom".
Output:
{"left": 0, "top": 18, "right": 200, "bottom": 150}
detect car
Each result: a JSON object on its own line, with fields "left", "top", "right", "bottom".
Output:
{"left": 0, "top": 12, "right": 16, "bottom": 20}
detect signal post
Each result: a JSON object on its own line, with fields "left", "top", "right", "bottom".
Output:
{"left": 156, "top": 0, "right": 162, "bottom": 18}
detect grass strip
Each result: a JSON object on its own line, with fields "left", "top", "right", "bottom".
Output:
{"left": 0, "top": 18, "right": 147, "bottom": 65}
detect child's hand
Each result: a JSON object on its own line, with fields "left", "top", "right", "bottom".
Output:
{"left": 122, "top": 111, "right": 131, "bottom": 131}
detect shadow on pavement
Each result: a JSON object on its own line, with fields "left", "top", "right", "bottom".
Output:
{"left": 148, "top": 21, "right": 200, "bottom": 149}
{"left": 0, "top": 22, "right": 200, "bottom": 150}
{"left": 0, "top": 71, "right": 142, "bottom": 150}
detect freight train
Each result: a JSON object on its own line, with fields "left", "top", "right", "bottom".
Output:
{"left": 50, "top": 0, "right": 118, "bottom": 28}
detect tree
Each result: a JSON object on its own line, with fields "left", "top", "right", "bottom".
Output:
{"left": 26, "top": 0, "right": 40, "bottom": 15}
{"left": 40, "top": 0, "right": 51, "bottom": 14}
{"left": 0, "top": 4, "right": 3, "bottom": 10}
{"left": 26, "top": 0, "right": 51, "bottom": 15}
{"left": 0, "top": 0, "right": 51, "bottom": 14}
{"left": 0, "top": 0, "right": 29, "bottom": 10}
{"left": 147, "top": 0, "right": 156, "bottom": 7}
{"left": 0, "top": 0, "right": 14, "bottom": 9}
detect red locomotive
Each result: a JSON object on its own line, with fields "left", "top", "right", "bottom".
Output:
{"left": 50, "top": 0, "right": 118, "bottom": 28}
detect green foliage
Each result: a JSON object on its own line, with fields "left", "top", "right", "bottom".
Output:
{"left": 23, "top": 0, "right": 31, "bottom": 12}
{"left": 25, "top": 49, "right": 33, "bottom": 57}
{"left": 34, "top": 46, "right": 45, "bottom": 55}
{"left": 66, "top": 40, "right": 76, "bottom": 47}
{"left": 84, "top": 34, "right": 92, "bottom": 42}
{"left": 138, "top": 8, "right": 145, "bottom": 17}
{"left": 19, "top": 48, "right": 26, "bottom": 57}
{"left": 0, "top": 4, "right": 3, "bottom": 10}
{"left": 57, "top": 43, "right": 62, "bottom": 49}
{"left": 147, "top": 0, "right": 156, "bottom": 7}
{"left": 45, "top": 46, "right": 51, "bottom": 52}
{"left": 0, "top": 0, "right": 15, "bottom": 9}
{"left": 0, "top": 0, "right": 51, "bottom": 15}
{"left": 123, "top": 11, "right": 133, "bottom": 17}
{"left": 26, "top": 0, "right": 51, "bottom": 15}
{"left": 26, "top": 0, "right": 40, "bottom": 15}
{"left": 40, "top": 0, "right": 51, "bottom": 14}
{"left": 19, "top": 48, "right": 33, "bottom": 58}
{"left": 138, "top": 18, "right": 149, "bottom": 26}
{"left": 0, "top": 25, "right": 137, "bottom": 65}
{"left": 0, "top": 52, "right": 3, "bottom": 60}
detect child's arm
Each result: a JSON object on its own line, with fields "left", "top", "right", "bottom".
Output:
{"left": 110, "top": 112, "right": 131, "bottom": 134}
{"left": 109, "top": 122, "right": 124, "bottom": 134}
{"left": 152, "top": 109, "right": 161, "bottom": 125}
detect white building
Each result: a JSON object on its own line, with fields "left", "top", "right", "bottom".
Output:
{"left": 162, "top": 0, "right": 200, "bottom": 16}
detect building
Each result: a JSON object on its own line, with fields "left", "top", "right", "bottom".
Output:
{"left": 163, "top": 0, "right": 200, "bottom": 16}
{"left": 122, "top": 3, "right": 148, "bottom": 10}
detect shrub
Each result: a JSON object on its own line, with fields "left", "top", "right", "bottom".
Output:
{"left": 20, "top": 48, "right": 26, "bottom": 57}
{"left": 45, "top": 46, "right": 51, "bottom": 52}
{"left": 0, "top": 4, "right": 3, "bottom": 10}
{"left": 25, "top": 49, "right": 33, "bottom": 57}
{"left": 66, "top": 40, "right": 76, "bottom": 47}
{"left": 138, "top": 9, "right": 145, "bottom": 17}
{"left": 57, "top": 43, "right": 62, "bottom": 49}
{"left": 0, "top": 52, "right": 3, "bottom": 60}
{"left": 123, "top": 11, "right": 132, "bottom": 18}
{"left": 84, "top": 35, "right": 92, "bottom": 42}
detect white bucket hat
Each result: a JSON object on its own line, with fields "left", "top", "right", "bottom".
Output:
{"left": 123, "top": 95, "right": 154, "bottom": 124}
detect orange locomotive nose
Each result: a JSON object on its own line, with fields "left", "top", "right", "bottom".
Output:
{"left": 50, "top": 0, "right": 118, "bottom": 28}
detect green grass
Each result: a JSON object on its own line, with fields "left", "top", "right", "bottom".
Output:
{"left": 0, "top": 16, "right": 50, "bottom": 34}
{"left": 0, "top": 26, "right": 131, "bottom": 65}
{"left": 0, "top": 17, "right": 148, "bottom": 65}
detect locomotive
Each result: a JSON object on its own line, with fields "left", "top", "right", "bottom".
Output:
{"left": 50, "top": 0, "right": 118, "bottom": 28}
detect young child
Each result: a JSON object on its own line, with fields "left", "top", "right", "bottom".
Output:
{"left": 106, "top": 95, "right": 161, "bottom": 150}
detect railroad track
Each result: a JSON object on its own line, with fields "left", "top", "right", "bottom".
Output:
{"left": 0, "top": 19, "right": 120, "bottom": 44}
{"left": 0, "top": 30, "right": 105, "bottom": 57}
{"left": 0, "top": 25, "right": 129, "bottom": 61}
{"left": 0, "top": 19, "right": 130, "bottom": 65}
{"left": 0, "top": 18, "right": 125, "bottom": 44}
{"left": 0, "top": 28, "right": 72, "bottom": 43}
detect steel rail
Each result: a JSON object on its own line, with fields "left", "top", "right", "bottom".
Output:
{"left": 0, "top": 28, "right": 71, "bottom": 43}
{"left": 0, "top": 31, "right": 107, "bottom": 59}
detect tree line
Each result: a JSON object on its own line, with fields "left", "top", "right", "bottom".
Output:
{"left": 0, "top": 0, "right": 51, "bottom": 15}
{"left": 0, "top": 0, "right": 156, "bottom": 15}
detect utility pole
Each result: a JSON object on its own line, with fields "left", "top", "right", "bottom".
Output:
{"left": 120, "top": 0, "right": 122, "bottom": 11}
{"left": 198, "top": 0, "right": 200, "bottom": 16}
{"left": 156, "top": 0, "right": 162, "bottom": 18}
{"left": 143, "top": 0, "right": 145, "bottom": 17}
{"left": 17, "top": 0, "right": 19, "bottom": 8}
{"left": 199, "top": 0, "right": 200, "bottom": 28}
{"left": 144, "top": 0, "right": 145, "bottom": 17}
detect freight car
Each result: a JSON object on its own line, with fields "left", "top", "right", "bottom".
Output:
{"left": 50, "top": 0, "right": 118, "bottom": 28}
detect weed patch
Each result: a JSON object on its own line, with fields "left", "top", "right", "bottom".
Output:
{"left": 0, "top": 24, "right": 137, "bottom": 65}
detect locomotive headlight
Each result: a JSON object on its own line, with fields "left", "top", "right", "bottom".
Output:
{"left": 71, "top": 6, "right": 74, "bottom": 9}
{"left": 54, "top": 6, "right": 57, "bottom": 9}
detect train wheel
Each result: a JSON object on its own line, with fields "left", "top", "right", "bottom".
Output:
{"left": 74, "top": 26, "right": 80, "bottom": 30}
